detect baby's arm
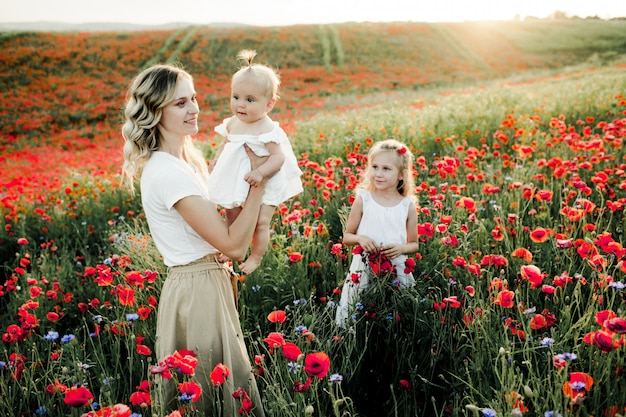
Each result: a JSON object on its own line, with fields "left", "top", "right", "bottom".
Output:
{"left": 381, "top": 201, "right": 420, "bottom": 259}
{"left": 209, "top": 137, "right": 229, "bottom": 173}
{"left": 244, "top": 141, "right": 285, "bottom": 187}
{"left": 342, "top": 195, "right": 378, "bottom": 253}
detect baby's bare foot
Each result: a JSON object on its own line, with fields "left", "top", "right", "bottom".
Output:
{"left": 239, "top": 256, "right": 261, "bottom": 275}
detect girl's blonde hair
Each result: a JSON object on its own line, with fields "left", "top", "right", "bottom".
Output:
{"left": 232, "top": 49, "right": 280, "bottom": 100}
{"left": 360, "top": 139, "right": 416, "bottom": 199}
{"left": 121, "top": 64, "right": 208, "bottom": 193}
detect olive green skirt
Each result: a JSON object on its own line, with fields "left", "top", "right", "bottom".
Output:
{"left": 155, "top": 254, "right": 264, "bottom": 416}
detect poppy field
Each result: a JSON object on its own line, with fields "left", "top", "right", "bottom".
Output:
{"left": 1, "top": 19, "right": 626, "bottom": 417}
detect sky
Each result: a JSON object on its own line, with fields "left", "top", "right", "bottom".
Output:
{"left": 2, "top": 0, "right": 625, "bottom": 26}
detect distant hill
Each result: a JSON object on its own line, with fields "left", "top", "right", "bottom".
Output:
{"left": 0, "top": 21, "right": 249, "bottom": 32}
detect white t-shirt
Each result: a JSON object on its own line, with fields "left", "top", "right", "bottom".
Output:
{"left": 140, "top": 151, "right": 216, "bottom": 266}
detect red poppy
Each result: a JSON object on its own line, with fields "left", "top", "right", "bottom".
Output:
{"left": 530, "top": 314, "right": 547, "bottom": 330}
{"left": 129, "top": 391, "right": 151, "bottom": 407}
{"left": 399, "top": 379, "right": 411, "bottom": 391}
{"left": 605, "top": 317, "right": 626, "bottom": 334}
{"left": 115, "top": 285, "right": 136, "bottom": 306}
{"left": 263, "top": 332, "right": 285, "bottom": 353}
{"left": 288, "top": 252, "right": 304, "bottom": 262}
{"left": 210, "top": 363, "right": 230, "bottom": 386}
{"left": 304, "top": 352, "right": 331, "bottom": 379}
{"left": 282, "top": 342, "right": 303, "bottom": 361}
{"left": 511, "top": 247, "right": 533, "bottom": 263}
{"left": 563, "top": 372, "right": 594, "bottom": 399}
{"left": 493, "top": 290, "right": 515, "bottom": 308}
{"left": 293, "top": 378, "right": 312, "bottom": 392}
{"left": 583, "top": 330, "right": 622, "bottom": 352}
{"left": 529, "top": 227, "right": 551, "bottom": 243}
{"left": 17, "top": 238, "right": 29, "bottom": 245}
{"left": 520, "top": 264, "right": 544, "bottom": 288}
{"left": 178, "top": 381, "right": 202, "bottom": 402}
{"left": 64, "top": 386, "right": 94, "bottom": 407}
{"left": 267, "top": 310, "right": 287, "bottom": 323}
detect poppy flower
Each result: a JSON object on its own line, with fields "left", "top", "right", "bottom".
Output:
{"left": 563, "top": 372, "right": 594, "bottom": 399}
{"left": 529, "top": 227, "right": 551, "bottom": 243}
{"left": 520, "top": 264, "right": 544, "bottom": 288}
{"left": 263, "top": 332, "right": 285, "bottom": 353}
{"left": 605, "top": 317, "right": 626, "bottom": 334}
{"left": 493, "top": 290, "right": 515, "bottom": 308}
{"left": 282, "top": 342, "right": 303, "bottom": 361}
{"left": 178, "top": 381, "right": 202, "bottom": 402}
{"left": 304, "top": 352, "right": 331, "bottom": 379}
{"left": 267, "top": 310, "right": 287, "bottom": 324}
{"left": 511, "top": 247, "right": 533, "bottom": 263}
{"left": 64, "top": 386, "right": 94, "bottom": 407}
{"left": 210, "top": 363, "right": 230, "bottom": 386}
{"left": 129, "top": 391, "right": 152, "bottom": 407}
{"left": 293, "top": 378, "right": 312, "bottom": 392}
{"left": 289, "top": 252, "right": 304, "bottom": 262}
{"left": 583, "top": 330, "right": 622, "bottom": 352}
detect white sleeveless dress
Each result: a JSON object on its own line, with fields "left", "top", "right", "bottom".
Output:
{"left": 336, "top": 189, "right": 416, "bottom": 327}
{"left": 208, "top": 117, "right": 303, "bottom": 208}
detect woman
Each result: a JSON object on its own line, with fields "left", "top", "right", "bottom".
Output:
{"left": 122, "top": 64, "right": 266, "bottom": 416}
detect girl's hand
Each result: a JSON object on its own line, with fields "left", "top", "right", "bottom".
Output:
{"left": 381, "top": 244, "right": 402, "bottom": 259}
{"left": 358, "top": 236, "right": 379, "bottom": 254}
{"left": 245, "top": 145, "right": 268, "bottom": 171}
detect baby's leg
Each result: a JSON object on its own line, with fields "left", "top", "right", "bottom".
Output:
{"left": 239, "top": 205, "right": 275, "bottom": 274}
{"left": 218, "top": 207, "right": 243, "bottom": 262}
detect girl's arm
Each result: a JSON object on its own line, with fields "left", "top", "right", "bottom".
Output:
{"left": 381, "top": 201, "right": 419, "bottom": 259}
{"left": 342, "top": 195, "right": 378, "bottom": 253}
{"left": 244, "top": 141, "right": 285, "bottom": 186}
{"left": 175, "top": 146, "right": 267, "bottom": 261}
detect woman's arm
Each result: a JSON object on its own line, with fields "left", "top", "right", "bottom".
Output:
{"left": 244, "top": 141, "right": 284, "bottom": 187}
{"left": 175, "top": 146, "right": 267, "bottom": 261}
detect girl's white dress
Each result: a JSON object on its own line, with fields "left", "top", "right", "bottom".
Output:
{"left": 208, "top": 117, "right": 303, "bottom": 208}
{"left": 336, "top": 189, "right": 416, "bottom": 327}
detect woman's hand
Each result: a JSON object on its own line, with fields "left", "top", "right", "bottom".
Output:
{"left": 245, "top": 145, "right": 268, "bottom": 171}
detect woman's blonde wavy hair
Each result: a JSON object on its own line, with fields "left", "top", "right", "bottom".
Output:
{"left": 359, "top": 139, "right": 416, "bottom": 199}
{"left": 121, "top": 64, "right": 207, "bottom": 193}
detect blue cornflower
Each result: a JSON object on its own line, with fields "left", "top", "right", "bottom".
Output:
{"left": 130, "top": 414, "right": 143, "bottom": 417}
{"left": 295, "top": 325, "right": 308, "bottom": 333}
{"left": 609, "top": 281, "right": 625, "bottom": 289}
{"left": 44, "top": 330, "right": 59, "bottom": 341}
{"left": 482, "top": 408, "right": 497, "bottom": 417}
{"left": 179, "top": 393, "right": 193, "bottom": 402}
{"left": 540, "top": 337, "right": 554, "bottom": 347}
{"left": 61, "top": 334, "right": 75, "bottom": 344}
{"left": 103, "top": 257, "right": 112, "bottom": 265}
{"left": 327, "top": 300, "right": 336, "bottom": 308}
{"left": 251, "top": 285, "right": 261, "bottom": 292}
{"left": 355, "top": 302, "right": 364, "bottom": 311}
{"left": 570, "top": 381, "right": 586, "bottom": 390}
{"left": 386, "top": 314, "right": 393, "bottom": 321}
{"left": 287, "top": 361, "right": 301, "bottom": 373}
{"left": 556, "top": 352, "right": 577, "bottom": 361}
{"left": 92, "top": 315, "right": 103, "bottom": 323}
{"left": 545, "top": 412, "right": 563, "bottom": 417}
{"left": 126, "top": 313, "right": 139, "bottom": 322}
{"left": 35, "top": 406, "right": 46, "bottom": 415}
{"left": 329, "top": 374, "right": 343, "bottom": 382}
